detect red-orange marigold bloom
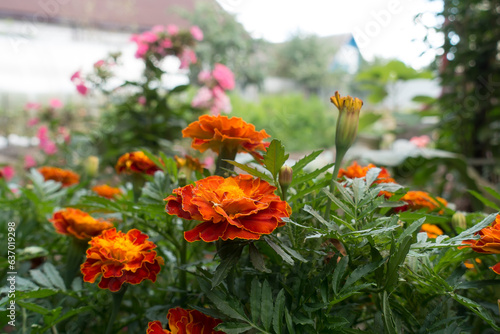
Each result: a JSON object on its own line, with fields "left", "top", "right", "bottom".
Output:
{"left": 420, "top": 223, "right": 444, "bottom": 239}
{"left": 182, "top": 115, "right": 270, "bottom": 159}
{"left": 174, "top": 155, "right": 204, "bottom": 173}
{"left": 396, "top": 191, "right": 448, "bottom": 213}
{"left": 338, "top": 161, "right": 395, "bottom": 184}
{"left": 80, "top": 228, "right": 164, "bottom": 292}
{"left": 165, "top": 175, "right": 291, "bottom": 242}
{"left": 115, "top": 151, "right": 161, "bottom": 175}
{"left": 38, "top": 166, "right": 80, "bottom": 187}
{"left": 147, "top": 307, "right": 224, "bottom": 334}
{"left": 50, "top": 208, "right": 114, "bottom": 240}
{"left": 92, "top": 184, "right": 123, "bottom": 199}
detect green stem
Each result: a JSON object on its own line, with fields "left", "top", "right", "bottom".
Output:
{"left": 131, "top": 174, "right": 145, "bottom": 202}
{"left": 105, "top": 285, "right": 128, "bottom": 334}
{"left": 179, "top": 225, "right": 188, "bottom": 296}
{"left": 323, "top": 148, "right": 347, "bottom": 220}
{"left": 215, "top": 146, "right": 238, "bottom": 177}
{"left": 65, "top": 238, "right": 88, "bottom": 288}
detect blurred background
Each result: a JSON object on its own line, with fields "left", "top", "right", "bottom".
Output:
{"left": 0, "top": 0, "right": 499, "bottom": 211}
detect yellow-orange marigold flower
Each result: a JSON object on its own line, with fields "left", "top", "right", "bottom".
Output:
{"left": 395, "top": 191, "right": 447, "bottom": 213}
{"left": 165, "top": 175, "right": 291, "bottom": 242}
{"left": 420, "top": 223, "right": 444, "bottom": 239}
{"left": 80, "top": 228, "right": 164, "bottom": 292}
{"left": 147, "top": 307, "right": 224, "bottom": 334}
{"left": 182, "top": 115, "right": 270, "bottom": 159}
{"left": 338, "top": 161, "right": 395, "bottom": 184}
{"left": 50, "top": 208, "right": 114, "bottom": 240}
{"left": 38, "top": 166, "right": 80, "bottom": 187}
{"left": 175, "top": 155, "right": 204, "bottom": 173}
{"left": 92, "top": 184, "right": 123, "bottom": 199}
{"left": 464, "top": 258, "right": 482, "bottom": 269}
{"left": 115, "top": 151, "right": 161, "bottom": 175}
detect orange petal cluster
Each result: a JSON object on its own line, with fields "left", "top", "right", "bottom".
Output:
{"left": 38, "top": 166, "right": 80, "bottom": 187}
{"left": 80, "top": 228, "right": 163, "bottom": 291}
{"left": 420, "top": 223, "right": 443, "bottom": 239}
{"left": 50, "top": 208, "right": 114, "bottom": 240}
{"left": 338, "top": 161, "right": 395, "bottom": 184}
{"left": 147, "top": 307, "right": 224, "bottom": 334}
{"left": 174, "top": 155, "right": 204, "bottom": 173}
{"left": 165, "top": 175, "right": 291, "bottom": 242}
{"left": 460, "top": 215, "right": 500, "bottom": 274}
{"left": 92, "top": 184, "right": 123, "bottom": 199}
{"left": 115, "top": 151, "right": 161, "bottom": 175}
{"left": 182, "top": 115, "right": 270, "bottom": 158}
{"left": 396, "top": 191, "right": 448, "bottom": 213}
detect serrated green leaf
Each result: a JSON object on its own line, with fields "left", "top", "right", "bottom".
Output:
{"left": 451, "top": 294, "right": 500, "bottom": 331}
{"left": 468, "top": 190, "right": 500, "bottom": 211}
{"left": 285, "top": 308, "right": 296, "bottom": 334}
{"left": 17, "top": 300, "right": 53, "bottom": 315}
{"left": 30, "top": 269, "right": 54, "bottom": 289}
{"left": 16, "top": 289, "right": 57, "bottom": 300}
{"left": 249, "top": 243, "right": 270, "bottom": 273}
{"left": 290, "top": 163, "right": 334, "bottom": 187}
{"left": 42, "top": 263, "right": 66, "bottom": 291}
{"left": 205, "top": 290, "right": 247, "bottom": 321}
{"left": 292, "top": 150, "right": 323, "bottom": 173}
{"left": 265, "top": 238, "right": 294, "bottom": 265}
{"left": 303, "top": 204, "right": 336, "bottom": 231}
{"left": 484, "top": 186, "right": 500, "bottom": 202}
{"left": 215, "top": 322, "right": 253, "bottom": 333}
{"left": 398, "top": 218, "right": 425, "bottom": 244}
{"left": 447, "top": 213, "right": 497, "bottom": 244}
{"left": 261, "top": 280, "right": 273, "bottom": 331}
{"left": 344, "top": 259, "right": 385, "bottom": 290}
{"left": 272, "top": 289, "right": 285, "bottom": 334}
{"left": 250, "top": 278, "right": 262, "bottom": 324}
{"left": 40, "top": 306, "right": 91, "bottom": 332}
{"left": 333, "top": 255, "right": 349, "bottom": 295}
{"left": 323, "top": 189, "right": 355, "bottom": 218}
{"left": 263, "top": 139, "right": 289, "bottom": 180}
{"left": 212, "top": 245, "right": 243, "bottom": 289}
{"left": 224, "top": 160, "right": 272, "bottom": 182}
{"left": 385, "top": 236, "right": 412, "bottom": 291}
{"left": 365, "top": 168, "right": 382, "bottom": 187}
{"left": 382, "top": 291, "right": 398, "bottom": 334}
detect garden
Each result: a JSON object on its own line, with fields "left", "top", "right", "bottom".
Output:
{"left": 1, "top": 1, "right": 500, "bottom": 333}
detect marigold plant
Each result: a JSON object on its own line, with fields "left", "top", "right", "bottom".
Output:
{"left": 147, "top": 307, "right": 224, "bottom": 334}
{"left": 115, "top": 151, "right": 161, "bottom": 175}
{"left": 420, "top": 223, "right": 444, "bottom": 239}
{"left": 50, "top": 208, "right": 114, "bottom": 240}
{"left": 396, "top": 190, "right": 448, "bottom": 213}
{"left": 338, "top": 161, "right": 395, "bottom": 184}
{"left": 38, "top": 166, "right": 80, "bottom": 187}
{"left": 92, "top": 184, "right": 123, "bottom": 199}
{"left": 165, "top": 175, "right": 291, "bottom": 242}
{"left": 80, "top": 228, "right": 164, "bottom": 292}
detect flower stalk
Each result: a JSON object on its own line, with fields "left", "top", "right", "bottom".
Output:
{"left": 105, "top": 284, "right": 128, "bottom": 334}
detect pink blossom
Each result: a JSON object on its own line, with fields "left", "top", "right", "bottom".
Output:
{"left": 94, "top": 60, "right": 105, "bottom": 68}
{"left": 70, "top": 71, "right": 81, "bottom": 82}
{"left": 135, "top": 43, "right": 149, "bottom": 58}
{"left": 76, "top": 83, "right": 88, "bottom": 96}
{"left": 211, "top": 86, "right": 232, "bottom": 114}
{"left": 203, "top": 156, "right": 215, "bottom": 169}
{"left": 49, "top": 98, "right": 63, "bottom": 109}
{"left": 190, "top": 26, "right": 204, "bottom": 41}
{"left": 166, "top": 24, "right": 179, "bottom": 36}
{"left": 130, "top": 34, "right": 141, "bottom": 43}
{"left": 198, "top": 70, "right": 212, "bottom": 84}
{"left": 37, "top": 126, "right": 49, "bottom": 142}
{"left": 27, "top": 118, "right": 39, "bottom": 127}
{"left": 25, "top": 155, "right": 36, "bottom": 169}
{"left": 161, "top": 38, "right": 172, "bottom": 49}
{"left": 140, "top": 31, "right": 158, "bottom": 43}
{"left": 41, "top": 139, "right": 58, "bottom": 155}
{"left": 191, "top": 87, "right": 213, "bottom": 109}
{"left": 0, "top": 166, "right": 15, "bottom": 181}
{"left": 25, "top": 102, "right": 41, "bottom": 111}
{"left": 151, "top": 25, "right": 165, "bottom": 34}
{"left": 212, "top": 63, "right": 235, "bottom": 90}
{"left": 138, "top": 96, "right": 147, "bottom": 105}
{"left": 410, "top": 135, "right": 431, "bottom": 148}
{"left": 178, "top": 49, "right": 197, "bottom": 69}
{"left": 58, "top": 126, "right": 71, "bottom": 143}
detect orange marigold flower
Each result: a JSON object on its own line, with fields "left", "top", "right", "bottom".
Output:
{"left": 92, "top": 184, "right": 123, "bottom": 199}
{"left": 165, "top": 175, "right": 291, "bottom": 242}
{"left": 174, "top": 155, "right": 204, "bottom": 173}
{"left": 420, "top": 223, "right": 444, "bottom": 239}
{"left": 460, "top": 215, "right": 500, "bottom": 255}
{"left": 147, "top": 307, "right": 224, "bottom": 334}
{"left": 395, "top": 191, "right": 448, "bottom": 213}
{"left": 464, "top": 258, "right": 482, "bottom": 269}
{"left": 80, "top": 228, "right": 164, "bottom": 292}
{"left": 182, "top": 115, "right": 270, "bottom": 159}
{"left": 49, "top": 208, "right": 114, "bottom": 240}
{"left": 338, "top": 161, "right": 395, "bottom": 184}
{"left": 115, "top": 151, "right": 161, "bottom": 175}
{"left": 38, "top": 166, "right": 80, "bottom": 187}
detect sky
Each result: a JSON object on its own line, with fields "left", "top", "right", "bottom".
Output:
{"left": 216, "top": 0, "right": 444, "bottom": 69}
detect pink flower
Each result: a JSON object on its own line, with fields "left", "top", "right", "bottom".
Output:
{"left": 27, "top": 118, "right": 39, "bottom": 127}
{"left": 37, "top": 126, "right": 49, "bottom": 142}
{"left": 135, "top": 43, "right": 149, "bottom": 58}
{"left": 166, "top": 24, "right": 178, "bottom": 36}
{"left": 151, "top": 25, "right": 164, "bottom": 34}
{"left": 25, "top": 102, "right": 41, "bottom": 111}
{"left": 41, "top": 140, "right": 58, "bottom": 155}
{"left": 191, "top": 87, "right": 213, "bottom": 109}
{"left": 94, "top": 60, "right": 105, "bottom": 68}
{"left": 58, "top": 126, "right": 71, "bottom": 143}
{"left": 161, "top": 38, "right": 172, "bottom": 49}
{"left": 212, "top": 63, "right": 235, "bottom": 90}
{"left": 198, "top": 70, "right": 212, "bottom": 84}
{"left": 190, "top": 26, "right": 204, "bottom": 41}
{"left": 410, "top": 135, "right": 431, "bottom": 148}
{"left": 70, "top": 71, "right": 81, "bottom": 82}
{"left": 76, "top": 83, "right": 88, "bottom": 96}
{"left": 138, "top": 96, "right": 146, "bottom": 105}
{"left": 203, "top": 156, "right": 215, "bottom": 169}
{"left": 49, "top": 98, "right": 63, "bottom": 109}
{"left": 178, "top": 49, "right": 197, "bottom": 69}
{"left": 25, "top": 155, "right": 36, "bottom": 169}
{"left": 140, "top": 31, "right": 158, "bottom": 43}
{"left": 0, "top": 166, "right": 15, "bottom": 181}
{"left": 211, "top": 86, "right": 232, "bottom": 115}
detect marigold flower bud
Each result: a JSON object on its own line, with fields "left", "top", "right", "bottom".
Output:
{"left": 84, "top": 156, "right": 99, "bottom": 178}
{"left": 331, "top": 91, "right": 363, "bottom": 153}
{"left": 452, "top": 211, "right": 467, "bottom": 229}
{"left": 279, "top": 165, "right": 293, "bottom": 187}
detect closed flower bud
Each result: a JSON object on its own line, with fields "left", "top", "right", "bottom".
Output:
{"left": 84, "top": 156, "right": 99, "bottom": 178}
{"left": 331, "top": 91, "right": 363, "bottom": 154}
{"left": 279, "top": 165, "right": 293, "bottom": 187}
{"left": 452, "top": 211, "right": 467, "bottom": 229}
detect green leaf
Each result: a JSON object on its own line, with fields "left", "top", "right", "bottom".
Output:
{"left": 292, "top": 150, "right": 323, "bottom": 173}
{"left": 451, "top": 294, "right": 500, "bottom": 331}
{"left": 382, "top": 291, "right": 398, "bottom": 334}
{"left": 468, "top": 190, "right": 500, "bottom": 211}
{"left": 323, "top": 189, "right": 355, "bottom": 218}
{"left": 484, "top": 186, "right": 500, "bottom": 202}
{"left": 215, "top": 322, "right": 253, "bottom": 334}
{"left": 250, "top": 278, "right": 262, "bottom": 324}
{"left": 30, "top": 269, "right": 55, "bottom": 289}
{"left": 260, "top": 280, "right": 273, "bottom": 331}
{"left": 290, "top": 163, "right": 334, "bottom": 187}
{"left": 285, "top": 308, "right": 296, "bottom": 334}
{"left": 447, "top": 213, "right": 497, "bottom": 244}
{"left": 385, "top": 236, "right": 412, "bottom": 291}
{"left": 170, "top": 84, "right": 189, "bottom": 93}
{"left": 16, "top": 289, "right": 57, "bottom": 300}
{"left": 17, "top": 300, "right": 52, "bottom": 315}
{"left": 264, "top": 238, "right": 294, "bottom": 265}
{"left": 224, "top": 160, "right": 272, "bottom": 182}
{"left": 272, "top": 289, "right": 285, "bottom": 334}
{"left": 344, "top": 259, "right": 385, "bottom": 290}
{"left": 398, "top": 218, "right": 425, "bottom": 244}
{"left": 263, "top": 139, "right": 289, "bottom": 180}
{"left": 249, "top": 243, "right": 270, "bottom": 273}
{"left": 332, "top": 255, "right": 349, "bottom": 295}
{"left": 42, "top": 263, "right": 66, "bottom": 292}
{"left": 205, "top": 290, "right": 248, "bottom": 322}
{"left": 303, "top": 204, "right": 336, "bottom": 231}
{"left": 212, "top": 244, "right": 244, "bottom": 289}
{"left": 40, "top": 306, "right": 91, "bottom": 332}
